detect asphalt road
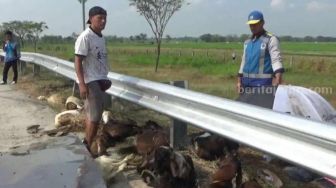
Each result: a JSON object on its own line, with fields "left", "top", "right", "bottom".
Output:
{"left": 0, "top": 83, "right": 56, "bottom": 152}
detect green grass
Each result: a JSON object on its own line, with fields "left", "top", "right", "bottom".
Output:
{"left": 109, "top": 41, "right": 243, "bottom": 50}
{"left": 108, "top": 41, "right": 336, "bottom": 54}
{"left": 281, "top": 42, "right": 336, "bottom": 55}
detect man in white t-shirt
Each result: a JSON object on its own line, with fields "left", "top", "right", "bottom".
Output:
{"left": 74, "top": 6, "right": 111, "bottom": 156}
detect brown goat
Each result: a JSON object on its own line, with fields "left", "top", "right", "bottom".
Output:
{"left": 135, "top": 130, "right": 169, "bottom": 155}
{"left": 152, "top": 146, "right": 197, "bottom": 188}
{"left": 136, "top": 129, "right": 169, "bottom": 173}
{"left": 192, "top": 132, "right": 239, "bottom": 161}
{"left": 134, "top": 121, "right": 169, "bottom": 174}
{"left": 210, "top": 154, "right": 242, "bottom": 188}
{"left": 89, "top": 131, "right": 111, "bottom": 157}
{"left": 103, "top": 119, "right": 140, "bottom": 142}
{"left": 89, "top": 119, "right": 139, "bottom": 157}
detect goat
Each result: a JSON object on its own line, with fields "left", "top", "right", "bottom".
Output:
{"left": 54, "top": 109, "right": 83, "bottom": 128}
{"left": 210, "top": 153, "right": 242, "bottom": 188}
{"left": 89, "top": 117, "right": 140, "bottom": 157}
{"left": 135, "top": 130, "right": 169, "bottom": 155}
{"left": 95, "top": 154, "right": 135, "bottom": 183}
{"left": 135, "top": 129, "right": 169, "bottom": 172}
{"left": 134, "top": 121, "right": 170, "bottom": 175}
{"left": 152, "top": 146, "right": 197, "bottom": 188}
{"left": 89, "top": 131, "right": 112, "bottom": 157}
{"left": 192, "top": 132, "right": 239, "bottom": 161}
{"left": 103, "top": 119, "right": 140, "bottom": 142}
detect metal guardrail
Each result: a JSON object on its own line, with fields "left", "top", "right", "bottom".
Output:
{"left": 1, "top": 51, "right": 336, "bottom": 178}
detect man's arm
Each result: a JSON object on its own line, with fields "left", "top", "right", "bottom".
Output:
{"left": 74, "top": 55, "right": 88, "bottom": 99}
{"left": 237, "top": 44, "right": 246, "bottom": 93}
{"left": 269, "top": 36, "right": 284, "bottom": 86}
{"left": 74, "top": 33, "right": 89, "bottom": 99}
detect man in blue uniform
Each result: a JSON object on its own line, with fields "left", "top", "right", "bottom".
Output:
{"left": 237, "top": 10, "right": 284, "bottom": 108}
{"left": 1, "top": 31, "right": 19, "bottom": 85}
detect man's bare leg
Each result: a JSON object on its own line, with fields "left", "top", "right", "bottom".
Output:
{"left": 85, "top": 118, "right": 99, "bottom": 147}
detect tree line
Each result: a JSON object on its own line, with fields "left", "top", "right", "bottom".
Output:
{"left": 36, "top": 33, "right": 336, "bottom": 44}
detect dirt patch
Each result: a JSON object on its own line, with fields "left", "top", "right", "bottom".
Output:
{"left": 16, "top": 71, "right": 73, "bottom": 111}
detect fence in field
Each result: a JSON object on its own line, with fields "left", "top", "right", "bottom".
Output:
{"left": 109, "top": 48, "right": 336, "bottom": 69}
{"left": 0, "top": 51, "right": 336, "bottom": 179}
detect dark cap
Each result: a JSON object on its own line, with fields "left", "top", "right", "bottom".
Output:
{"left": 87, "top": 6, "right": 107, "bottom": 24}
{"left": 4, "top": 30, "right": 13, "bottom": 36}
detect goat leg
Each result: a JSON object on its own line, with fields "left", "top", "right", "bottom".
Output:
{"left": 235, "top": 159, "right": 243, "bottom": 187}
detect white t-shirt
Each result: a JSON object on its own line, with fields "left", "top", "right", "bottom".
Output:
{"left": 75, "top": 27, "right": 109, "bottom": 84}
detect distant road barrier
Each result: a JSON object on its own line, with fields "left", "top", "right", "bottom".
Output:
{"left": 1, "top": 51, "right": 336, "bottom": 179}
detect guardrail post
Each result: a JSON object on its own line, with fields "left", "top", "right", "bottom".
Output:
{"left": 19, "top": 60, "right": 26, "bottom": 75}
{"left": 33, "top": 64, "right": 40, "bottom": 77}
{"left": 72, "top": 82, "right": 80, "bottom": 97}
{"left": 169, "top": 80, "right": 188, "bottom": 149}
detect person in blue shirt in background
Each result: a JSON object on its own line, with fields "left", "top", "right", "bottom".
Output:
{"left": 237, "top": 10, "right": 284, "bottom": 109}
{"left": 1, "top": 30, "right": 19, "bottom": 85}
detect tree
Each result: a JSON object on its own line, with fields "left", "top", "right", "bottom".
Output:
{"left": 41, "top": 35, "right": 63, "bottom": 44}
{"left": 139, "top": 33, "right": 147, "bottom": 41}
{"left": 200, "top": 34, "right": 212, "bottom": 42}
{"left": 130, "top": 0, "right": 185, "bottom": 72}
{"left": 166, "top": 34, "right": 172, "bottom": 42}
{"left": 135, "top": 34, "right": 142, "bottom": 41}
{"left": 0, "top": 26, "right": 4, "bottom": 40}
{"left": 27, "top": 22, "right": 48, "bottom": 52}
{"left": 135, "top": 33, "right": 147, "bottom": 42}
{"left": 77, "top": 0, "right": 88, "bottom": 30}
{"left": 129, "top": 36, "right": 135, "bottom": 41}
{"left": 239, "top": 34, "right": 250, "bottom": 42}
{"left": 304, "top": 36, "right": 314, "bottom": 42}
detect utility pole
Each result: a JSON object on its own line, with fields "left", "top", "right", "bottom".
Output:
{"left": 78, "top": 0, "right": 87, "bottom": 30}
{"left": 82, "top": 0, "right": 86, "bottom": 30}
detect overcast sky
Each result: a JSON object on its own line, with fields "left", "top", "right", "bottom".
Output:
{"left": 0, "top": 0, "right": 335, "bottom": 37}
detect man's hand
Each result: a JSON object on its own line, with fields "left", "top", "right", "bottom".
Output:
{"left": 79, "top": 83, "right": 88, "bottom": 99}
{"left": 236, "top": 77, "right": 243, "bottom": 93}
{"left": 273, "top": 73, "right": 283, "bottom": 86}
{"left": 236, "top": 82, "right": 242, "bottom": 93}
